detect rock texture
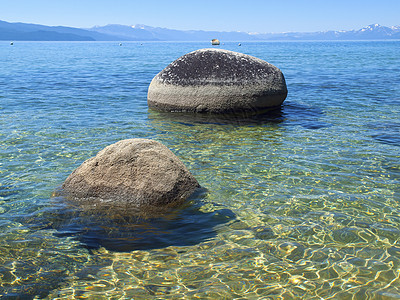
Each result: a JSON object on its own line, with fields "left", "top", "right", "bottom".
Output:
{"left": 147, "top": 48, "right": 287, "bottom": 114}
{"left": 62, "top": 139, "right": 200, "bottom": 207}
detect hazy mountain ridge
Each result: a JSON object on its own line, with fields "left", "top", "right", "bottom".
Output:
{"left": 0, "top": 20, "right": 125, "bottom": 41}
{"left": 258, "top": 24, "right": 400, "bottom": 40}
{"left": 89, "top": 24, "right": 257, "bottom": 41}
{"left": 89, "top": 23, "right": 400, "bottom": 41}
{"left": 1, "top": 20, "right": 399, "bottom": 41}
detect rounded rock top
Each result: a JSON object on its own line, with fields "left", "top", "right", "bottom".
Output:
{"left": 61, "top": 139, "right": 200, "bottom": 208}
{"left": 147, "top": 48, "right": 288, "bottom": 114}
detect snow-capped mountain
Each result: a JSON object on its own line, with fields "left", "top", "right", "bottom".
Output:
{"left": 88, "top": 23, "right": 400, "bottom": 41}
{"left": 353, "top": 23, "right": 400, "bottom": 38}
{"left": 88, "top": 24, "right": 256, "bottom": 41}
{"left": 1, "top": 20, "right": 400, "bottom": 41}
{"left": 254, "top": 24, "right": 400, "bottom": 40}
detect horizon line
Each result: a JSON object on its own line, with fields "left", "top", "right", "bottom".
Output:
{"left": 1, "top": 19, "right": 400, "bottom": 35}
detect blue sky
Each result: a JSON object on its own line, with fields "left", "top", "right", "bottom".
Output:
{"left": 1, "top": 0, "right": 399, "bottom": 32}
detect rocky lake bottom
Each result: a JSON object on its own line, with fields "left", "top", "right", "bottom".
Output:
{"left": 0, "top": 40, "right": 399, "bottom": 299}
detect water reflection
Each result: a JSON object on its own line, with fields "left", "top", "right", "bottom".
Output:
{"left": 35, "top": 191, "right": 236, "bottom": 252}
{"left": 148, "top": 101, "right": 331, "bottom": 131}
{"left": 148, "top": 106, "right": 285, "bottom": 127}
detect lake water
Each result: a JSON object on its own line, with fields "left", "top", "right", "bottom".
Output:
{"left": 0, "top": 40, "right": 399, "bottom": 299}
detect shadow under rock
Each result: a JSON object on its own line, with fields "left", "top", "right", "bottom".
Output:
{"left": 42, "top": 189, "right": 236, "bottom": 252}
{"left": 148, "top": 106, "right": 286, "bottom": 127}
{"left": 148, "top": 102, "right": 331, "bottom": 130}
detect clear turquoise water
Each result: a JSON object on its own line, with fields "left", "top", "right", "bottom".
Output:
{"left": 0, "top": 41, "right": 399, "bottom": 299}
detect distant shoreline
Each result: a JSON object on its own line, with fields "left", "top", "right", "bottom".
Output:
{"left": 3, "top": 40, "right": 400, "bottom": 43}
{"left": 1, "top": 20, "right": 399, "bottom": 42}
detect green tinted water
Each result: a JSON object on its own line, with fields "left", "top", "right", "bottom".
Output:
{"left": 0, "top": 41, "right": 399, "bottom": 299}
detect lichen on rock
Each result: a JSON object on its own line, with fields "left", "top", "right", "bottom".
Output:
{"left": 61, "top": 139, "right": 200, "bottom": 208}
{"left": 148, "top": 48, "right": 287, "bottom": 114}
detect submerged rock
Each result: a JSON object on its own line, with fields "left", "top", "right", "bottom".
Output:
{"left": 62, "top": 139, "right": 200, "bottom": 208}
{"left": 147, "top": 48, "right": 287, "bottom": 114}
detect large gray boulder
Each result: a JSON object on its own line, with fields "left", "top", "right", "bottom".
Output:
{"left": 62, "top": 139, "right": 200, "bottom": 207}
{"left": 147, "top": 48, "right": 287, "bottom": 114}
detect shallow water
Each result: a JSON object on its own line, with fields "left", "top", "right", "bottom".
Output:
{"left": 0, "top": 40, "right": 400, "bottom": 299}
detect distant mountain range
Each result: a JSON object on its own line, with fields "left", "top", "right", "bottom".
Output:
{"left": 1, "top": 20, "right": 400, "bottom": 41}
